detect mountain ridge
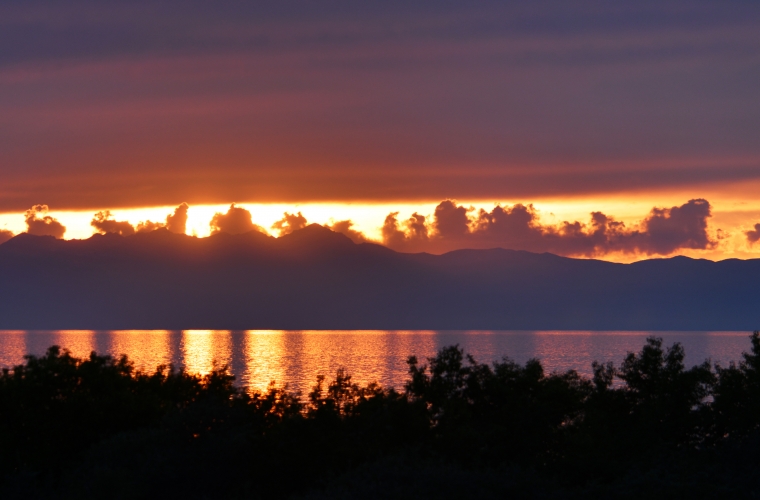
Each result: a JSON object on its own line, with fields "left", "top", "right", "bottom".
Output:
{"left": 0, "top": 226, "right": 757, "bottom": 330}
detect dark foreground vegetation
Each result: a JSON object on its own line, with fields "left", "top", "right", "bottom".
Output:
{"left": 4, "top": 335, "right": 760, "bottom": 499}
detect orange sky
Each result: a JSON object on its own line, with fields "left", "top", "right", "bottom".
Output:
{"left": 1, "top": 2, "right": 759, "bottom": 261}
{"left": 2, "top": 190, "right": 759, "bottom": 262}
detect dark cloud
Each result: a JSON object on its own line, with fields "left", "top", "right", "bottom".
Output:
{"left": 382, "top": 199, "right": 716, "bottom": 257}
{"left": 631, "top": 199, "right": 713, "bottom": 255}
{"left": 24, "top": 205, "right": 66, "bottom": 238}
{"left": 381, "top": 213, "right": 403, "bottom": 248}
{"left": 166, "top": 202, "right": 189, "bottom": 234}
{"left": 272, "top": 212, "right": 308, "bottom": 236}
{"left": 382, "top": 212, "right": 429, "bottom": 250}
{"left": 91, "top": 211, "right": 135, "bottom": 236}
{"left": 0, "top": 229, "right": 13, "bottom": 244}
{"left": 132, "top": 203, "right": 188, "bottom": 234}
{"left": 747, "top": 224, "right": 760, "bottom": 245}
{"left": 210, "top": 204, "right": 267, "bottom": 235}
{"left": 434, "top": 201, "right": 471, "bottom": 239}
{"left": 135, "top": 220, "right": 165, "bottom": 233}
{"left": 327, "top": 220, "right": 371, "bottom": 244}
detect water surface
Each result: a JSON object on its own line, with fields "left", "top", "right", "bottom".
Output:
{"left": 0, "top": 330, "right": 752, "bottom": 395}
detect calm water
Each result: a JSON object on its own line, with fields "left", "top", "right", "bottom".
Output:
{"left": 0, "top": 330, "right": 753, "bottom": 395}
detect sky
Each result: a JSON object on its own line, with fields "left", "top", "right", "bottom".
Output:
{"left": 1, "top": 1, "right": 759, "bottom": 260}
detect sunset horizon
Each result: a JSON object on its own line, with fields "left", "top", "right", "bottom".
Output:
{"left": 3, "top": 1, "right": 759, "bottom": 263}
{"left": 2, "top": 2, "right": 759, "bottom": 497}
{"left": 2, "top": 193, "right": 759, "bottom": 262}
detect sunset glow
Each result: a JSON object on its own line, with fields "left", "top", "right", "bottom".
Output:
{"left": 1, "top": 2, "right": 758, "bottom": 259}
{"left": 3, "top": 3, "right": 760, "bottom": 495}
{"left": 2, "top": 3, "right": 760, "bottom": 263}
{"left": 2, "top": 194, "right": 759, "bottom": 262}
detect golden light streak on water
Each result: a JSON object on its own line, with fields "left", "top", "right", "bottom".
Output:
{"left": 40, "top": 330, "right": 96, "bottom": 359}
{"left": 0, "top": 330, "right": 754, "bottom": 396}
{"left": 0, "top": 331, "right": 26, "bottom": 368}
{"left": 107, "top": 330, "right": 175, "bottom": 372}
{"left": 241, "top": 330, "right": 288, "bottom": 393}
{"left": 181, "top": 330, "right": 233, "bottom": 377}
{"left": 292, "top": 330, "right": 439, "bottom": 395}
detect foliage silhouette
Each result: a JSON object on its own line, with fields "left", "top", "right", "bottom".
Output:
{"left": 2, "top": 334, "right": 760, "bottom": 498}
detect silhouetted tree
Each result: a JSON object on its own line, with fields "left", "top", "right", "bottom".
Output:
{"left": 406, "top": 345, "right": 590, "bottom": 466}
{"left": 712, "top": 331, "right": 760, "bottom": 438}
{"left": 3, "top": 335, "right": 760, "bottom": 499}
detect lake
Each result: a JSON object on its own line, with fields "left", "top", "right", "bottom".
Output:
{"left": 0, "top": 330, "right": 754, "bottom": 395}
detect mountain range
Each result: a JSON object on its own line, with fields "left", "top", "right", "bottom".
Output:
{"left": 0, "top": 225, "right": 757, "bottom": 330}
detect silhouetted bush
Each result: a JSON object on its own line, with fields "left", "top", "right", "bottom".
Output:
{"left": 2, "top": 333, "right": 760, "bottom": 498}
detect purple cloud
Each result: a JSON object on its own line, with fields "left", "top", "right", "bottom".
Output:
{"left": 381, "top": 199, "right": 716, "bottom": 257}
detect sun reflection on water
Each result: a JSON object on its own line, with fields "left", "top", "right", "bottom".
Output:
{"left": 29, "top": 330, "right": 97, "bottom": 359}
{"left": 0, "top": 331, "right": 26, "bottom": 369}
{"left": 0, "top": 330, "right": 754, "bottom": 395}
{"left": 242, "top": 330, "right": 287, "bottom": 393}
{"left": 107, "top": 330, "right": 175, "bottom": 372}
{"left": 181, "top": 330, "right": 233, "bottom": 376}
{"left": 287, "top": 330, "right": 440, "bottom": 395}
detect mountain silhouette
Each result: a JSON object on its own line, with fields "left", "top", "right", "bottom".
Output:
{"left": 0, "top": 225, "right": 757, "bottom": 330}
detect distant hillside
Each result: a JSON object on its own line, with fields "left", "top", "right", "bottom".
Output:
{"left": 0, "top": 225, "right": 757, "bottom": 330}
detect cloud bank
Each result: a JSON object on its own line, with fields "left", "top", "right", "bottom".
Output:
{"left": 747, "top": 224, "right": 760, "bottom": 245}
{"left": 25, "top": 205, "right": 66, "bottom": 238}
{"left": 2, "top": 2, "right": 759, "bottom": 210}
{"left": 91, "top": 203, "right": 190, "bottom": 236}
{"left": 382, "top": 199, "right": 715, "bottom": 257}
{"left": 1, "top": 199, "right": 725, "bottom": 260}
